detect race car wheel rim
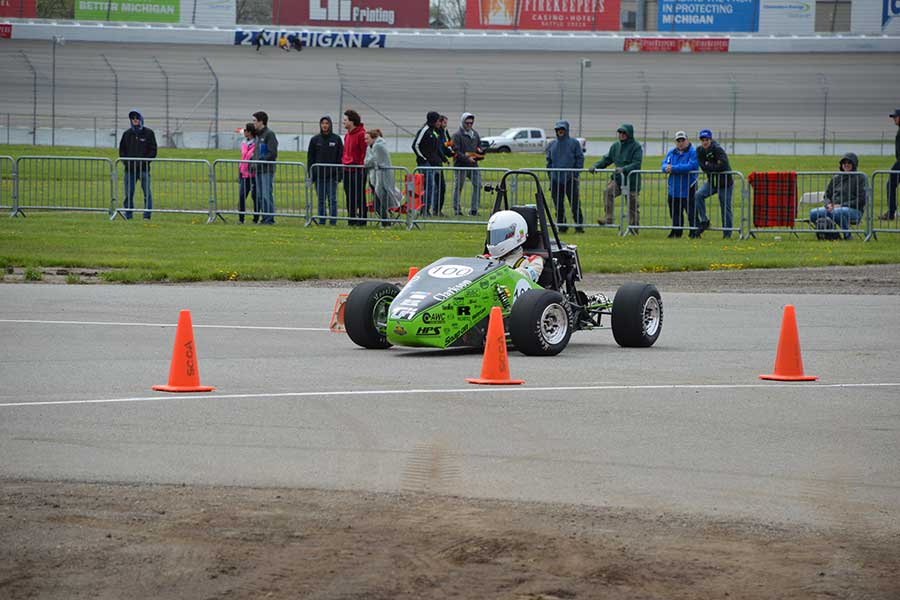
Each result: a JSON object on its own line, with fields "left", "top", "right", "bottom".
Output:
{"left": 540, "top": 303, "right": 569, "bottom": 345}
{"left": 643, "top": 296, "right": 661, "bottom": 337}
{"left": 373, "top": 297, "right": 391, "bottom": 334}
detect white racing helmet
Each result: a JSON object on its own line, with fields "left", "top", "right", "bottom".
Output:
{"left": 486, "top": 210, "right": 528, "bottom": 258}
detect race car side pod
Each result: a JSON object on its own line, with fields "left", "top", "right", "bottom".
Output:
{"left": 466, "top": 306, "right": 524, "bottom": 386}
{"left": 153, "top": 310, "right": 216, "bottom": 393}
{"left": 759, "top": 304, "right": 817, "bottom": 382}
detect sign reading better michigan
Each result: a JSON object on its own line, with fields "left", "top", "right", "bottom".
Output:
{"left": 76, "top": 0, "right": 180, "bottom": 22}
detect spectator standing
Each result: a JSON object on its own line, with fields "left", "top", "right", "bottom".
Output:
{"left": 881, "top": 108, "right": 900, "bottom": 220}
{"left": 412, "top": 111, "right": 444, "bottom": 216}
{"left": 364, "top": 129, "right": 401, "bottom": 227}
{"left": 307, "top": 115, "right": 343, "bottom": 225}
{"left": 118, "top": 109, "right": 158, "bottom": 220}
{"left": 545, "top": 119, "right": 585, "bottom": 233}
{"left": 694, "top": 128, "right": 734, "bottom": 238}
{"left": 342, "top": 109, "right": 367, "bottom": 226}
{"left": 253, "top": 29, "right": 265, "bottom": 52}
{"left": 451, "top": 112, "right": 484, "bottom": 216}
{"left": 436, "top": 115, "right": 453, "bottom": 215}
{"left": 809, "top": 152, "right": 867, "bottom": 240}
{"left": 661, "top": 131, "right": 698, "bottom": 238}
{"left": 251, "top": 111, "right": 278, "bottom": 225}
{"left": 590, "top": 123, "right": 643, "bottom": 229}
{"left": 238, "top": 122, "right": 258, "bottom": 224}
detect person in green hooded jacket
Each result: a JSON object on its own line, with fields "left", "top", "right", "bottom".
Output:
{"left": 589, "top": 123, "right": 643, "bottom": 229}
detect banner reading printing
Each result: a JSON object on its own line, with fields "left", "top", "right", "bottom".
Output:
{"left": 658, "top": 0, "right": 760, "bottom": 32}
{"left": 75, "top": 0, "right": 180, "bottom": 22}
{"left": 275, "top": 0, "right": 428, "bottom": 28}
{"left": 234, "top": 29, "right": 387, "bottom": 49}
{"left": 465, "top": 0, "right": 622, "bottom": 30}
{"left": 0, "top": 0, "right": 36, "bottom": 18}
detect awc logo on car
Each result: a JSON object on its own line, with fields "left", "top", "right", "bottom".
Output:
{"left": 428, "top": 265, "right": 474, "bottom": 279}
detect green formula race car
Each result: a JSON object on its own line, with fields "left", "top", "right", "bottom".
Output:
{"left": 344, "top": 170, "right": 662, "bottom": 356}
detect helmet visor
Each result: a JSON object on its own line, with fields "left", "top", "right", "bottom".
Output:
{"left": 488, "top": 223, "right": 517, "bottom": 247}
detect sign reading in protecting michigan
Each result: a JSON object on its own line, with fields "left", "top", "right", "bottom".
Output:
{"left": 75, "top": 0, "right": 180, "bottom": 22}
{"left": 658, "top": 0, "right": 760, "bottom": 32}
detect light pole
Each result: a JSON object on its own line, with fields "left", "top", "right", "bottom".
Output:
{"left": 50, "top": 35, "right": 65, "bottom": 147}
{"left": 578, "top": 58, "right": 591, "bottom": 137}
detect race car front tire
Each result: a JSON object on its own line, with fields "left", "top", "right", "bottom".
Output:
{"left": 611, "top": 282, "right": 662, "bottom": 347}
{"left": 345, "top": 281, "right": 400, "bottom": 349}
{"left": 509, "top": 289, "right": 572, "bottom": 356}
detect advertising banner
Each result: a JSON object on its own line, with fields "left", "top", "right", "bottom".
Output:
{"left": 274, "top": 0, "right": 428, "bottom": 28}
{"left": 234, "top": 29, "right": 386, "bottom": 48}
{"left": 851, "top": 0, "right": 900, "bottom": 34}
{"left": 757, "top": 1, "right": 814, "bottom": 34}
{"left": 465, "top": 0, "right": 621, "bottom": 31}
{"left": 0, "top": 0, "right": 36, "bottom": 18}
{"left": 624, "top": 37, "right": 729, "bottom": 52}
{"left": 658, "top": 0, "right": 759, "bottom": 32}
{"left": 75, "top": 0, "right": 180, "bottom": 22}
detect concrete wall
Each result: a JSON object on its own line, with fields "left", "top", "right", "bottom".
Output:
{"left": 3, "top": 20, "right": 900, "bottom": 52}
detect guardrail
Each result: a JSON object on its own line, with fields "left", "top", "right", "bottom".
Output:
{"left": 0, "top": 156, "right": 14, "bottom": 215}
{"left": 15, "top": 156, "right": 114, "bottom": 216}
{"left": 3, "top": 157, "right": 894, "bottom": 241}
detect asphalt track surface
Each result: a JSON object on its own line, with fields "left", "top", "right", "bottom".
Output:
{"left": 1, "top": 40, "right": 898, "bottom": 139}
{"left": 1, "top": 282, "right": 899, "bottom": 534}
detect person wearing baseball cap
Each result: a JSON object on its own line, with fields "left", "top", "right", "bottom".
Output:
{"left": 693, "top": 128, "right": 734, "bottom": 238}
{"left": 661, "top": 131, "right": 698, "bottom": 238}
{"left": 881, "top": 109, "right": 900, "bottom": 220}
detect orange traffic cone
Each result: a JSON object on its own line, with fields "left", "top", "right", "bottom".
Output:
{"left": 407, "top": 266, "right": 419, "bottom": 281}
{"left": 466, "top": 306, "right": 524, "bottom": 385}
{"left": 153, "top": 310, "right": 216, "bottom": 392}
{"left": 329, "top": 293, "right": 349, "bottom": 333}
{"left": 759, "top": 304, "right": 817, "bottom": 381}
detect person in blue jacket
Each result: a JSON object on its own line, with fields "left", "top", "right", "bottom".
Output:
{"left": 545, "top": 120, "right": 585, "bottom": 233}
{"left": 661, "top": 131, "right": 698, "bottom": 238}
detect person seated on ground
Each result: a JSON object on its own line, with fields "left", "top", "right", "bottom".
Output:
{"left": 290, "top": 35, "right": 303, "bottom": 51}
{"left": 483, "top": 210, "right": 545, "bottom": 283}
{"left": 808, "top": 152, "right": 867, "bottom": 240}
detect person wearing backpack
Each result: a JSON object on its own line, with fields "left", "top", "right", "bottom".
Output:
{"left": 808, "top": 152, "right": 867, "bottom": 240}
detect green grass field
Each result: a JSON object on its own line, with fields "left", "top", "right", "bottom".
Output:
{"left": 1, "top": 145, "right": 897, "bottom": 283}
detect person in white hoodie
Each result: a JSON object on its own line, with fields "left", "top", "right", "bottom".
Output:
{"left": 364, "top": 128, "right": 401, "bottom": 227}
{"left": 450, "top": 112, "right": 484, "bottom": 216}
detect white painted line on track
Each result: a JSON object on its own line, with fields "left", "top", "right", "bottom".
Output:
{"left": 0, "top": 319, "right": 328, "bottom": 332}
{"left": 1, "top": 382, "right": 897, "bottom": 409}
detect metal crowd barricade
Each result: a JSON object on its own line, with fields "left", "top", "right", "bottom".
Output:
{"left": 410, "top": 166, "right": 509, "bottom": 226}
{"left": 113, "top": 158, "right": 213, "bottom": 221}
{"left": 307, "top": 163, "right": 366, "bottom": 226}
{"left": 747, "top": 171, "right": 869, "bottom": 239}
{"left": 870, "top": 170, "right": 900, "bottom": 238}
{"left": 211, "top": 159, "right": 307, "bottom": 223}
{"left": 0, "top": 156, "right": 14, "bottom": 215}
{"left": 620, "top": 169, "right": 690, "bottom": 236}
{"left": 15, "top": 156, "right": 115, "bottom": 216}
{"left": 694, "top": 170, "right": 745, "bottom": 239}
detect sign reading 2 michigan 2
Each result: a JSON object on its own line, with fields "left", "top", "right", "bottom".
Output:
{"left": 234, "top": 30, "right": 387, "bottom": 49}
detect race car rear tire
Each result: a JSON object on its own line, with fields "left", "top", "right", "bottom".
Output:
{"left": 345, "top": 281, "right": 400, "bottom": 349}
{"left": 611, "top": 282, "right": 662, "bottom": 348}
{"left": 509, "top": 289, "right": 572, "bottom": 356}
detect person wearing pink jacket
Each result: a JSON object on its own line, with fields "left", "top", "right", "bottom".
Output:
{"left": 238, "top": 122, "right": 258, "bottom": 223}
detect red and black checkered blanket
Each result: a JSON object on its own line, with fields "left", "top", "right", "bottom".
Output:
{"left": 748, "top": 172, "right": 797, "bottom": 228}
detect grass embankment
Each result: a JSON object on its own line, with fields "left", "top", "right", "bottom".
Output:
{"left": 1, "top": 145, "right": 897, "bottom": 283}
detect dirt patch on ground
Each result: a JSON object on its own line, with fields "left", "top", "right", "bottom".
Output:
{"left": 2, "top": 480, "right": 898, "bottom": 600}
{"left": 5, "top": 264, "right": 900, "bottom": 295}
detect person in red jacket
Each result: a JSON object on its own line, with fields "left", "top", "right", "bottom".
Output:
{"left": 342, "top": 109, "right": 367, "bottom": 226}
